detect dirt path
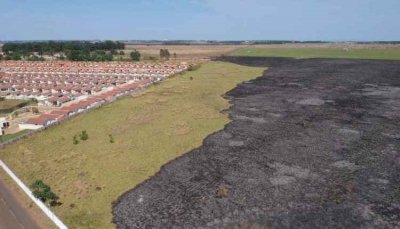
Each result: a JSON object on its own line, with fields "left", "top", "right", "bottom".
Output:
{"left": 113, "top": 57, "right": 400, "bottom": 228}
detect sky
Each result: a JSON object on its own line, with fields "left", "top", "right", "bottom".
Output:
{"left": 0, "top": 0, "right": 399, "bottom": 41}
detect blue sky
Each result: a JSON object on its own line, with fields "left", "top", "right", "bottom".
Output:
{"left": 0, "top": 0, "right": 399, "bottom": 41}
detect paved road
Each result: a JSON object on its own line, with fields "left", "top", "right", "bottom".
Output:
{"left": 0, "top": 177, "right": 40, "bottom": 229}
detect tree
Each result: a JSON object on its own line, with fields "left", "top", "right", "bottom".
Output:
{"left": 31, "top": 180, "right": 59, "bottom": 203}
{"left": 119, "top": 51, "right": 125, "bottom": 55}
{"left": 130, "top": 50, "right": 141, "bottom": 61}
{"left": 160, "top": 49, "right": 170, "bottom": 60}
{"left": 173, "top": 53, "right": 177, "bottom": 59}
{"left": 31, "top": 107, "right": 39, "bottom": 114}
{"left": 160, "top": 49, "right": 165, "bottom": 59}
{"left": 165, "top": 49, "right": 170, "bottom": 60}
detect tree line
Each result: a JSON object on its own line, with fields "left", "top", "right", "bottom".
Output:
{"left": 0, "top": 42, "right": 179, "bottom": 62}
{"left": 66, "top": 50, "right": 113, "bottom": 61}
{"left": 2, "top": 40, "right": 125, "bottom": 54}
{"left": 1, "top": 40, "right": 125, "bottom": 61}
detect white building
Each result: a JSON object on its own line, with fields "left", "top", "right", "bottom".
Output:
{"left": 0, "top": 117, "right": 10, "bottom": 136}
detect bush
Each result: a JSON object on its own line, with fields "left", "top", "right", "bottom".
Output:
{"left": 187, "top": 64, "right": 201, "bottom": 71}
{"left": 31, "top": 180, "right": 59, "bottom": 203}
{"left": 130, "top": 50, "right": 141, "bottom": 61}
{"left": 215, "top": 185, "right": 228, "bottom": 198}
{"left": 80, "top": 130, "right": 89, "bottom": 141}
{"left": 73, "top": 135, "right": 79, "bottom": 144}
{"left": 149, "top": 56, "right": 157, "bottom": 61}
{"left": 109, "top": 134, "right": 114, "bottom": 143}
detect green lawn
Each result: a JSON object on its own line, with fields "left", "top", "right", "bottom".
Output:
{"left": 0, "top": 62, "right": 265, "bottom": 228}
{"left": 0, "top": 130, "right": 31, "bottom": 143}
{"left": 231, "top": 47, "right": 400, "bottom": 60}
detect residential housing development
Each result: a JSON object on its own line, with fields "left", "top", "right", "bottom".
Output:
{"left": 0, "top": 61, "right": 188, "bottom": 130}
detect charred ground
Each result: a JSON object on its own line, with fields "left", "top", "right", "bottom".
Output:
{"left": 113, "top": 57, "right": 400, "bottom": 228}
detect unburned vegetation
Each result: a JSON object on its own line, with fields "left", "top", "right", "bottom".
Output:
{"left": 0, "top": 62, "right": 264, "bottom": 228}
{"left": 232, "top": 44, "right": 400, "bottom": 60}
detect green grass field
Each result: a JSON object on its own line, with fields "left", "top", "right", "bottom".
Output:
{"left": 0, "top": 130, "right": 31, "bottom": 143}
{"left": 0, "top": 62, "right": 265, "bottom": 228}
{"left": 231, "top": 47, "right": 400, "bottom": 60}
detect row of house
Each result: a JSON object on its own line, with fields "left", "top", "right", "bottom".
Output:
{"left": 0, "top": 61, "right": 188, "bottom": 106}
{"left": 0, "top": 61, "right": 187, "bottom": 74}
{"left": 20, "top": 78, "right": 153, "bottom": 129}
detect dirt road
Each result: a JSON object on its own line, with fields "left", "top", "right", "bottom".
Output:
{"left": 0, "top": 177, "right": 40, "bottom": 229}
{"left": 113, "top": 57, "right": 400, "bottom": 228}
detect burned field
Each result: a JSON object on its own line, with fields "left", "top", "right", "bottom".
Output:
{"left": 113, "top": 57, "right": 400, "bottom": 228}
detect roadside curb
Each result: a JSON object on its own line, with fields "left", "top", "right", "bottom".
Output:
{"left": 0, "top": 160, "right": 68, "bottom": 229}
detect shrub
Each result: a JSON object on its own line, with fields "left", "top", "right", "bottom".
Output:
{"left": 80, "top": 130, "right": 89, "bottom": 141}
{"left": 31, "top": 107, "right": 39, "bottom": 114}
{"left": 130, "top": 50, "right": 141, "bottom": 61}
{"left": 109, "top": 134, "right": 114, "bottom": 143}
{"left": 73, "top": 135, "right": 79, "bottom": 144}
{"left": 31, "top": 180, "right": 59, "bottom": 203}
{"left": 187, "top": 64, "right": 201, "bottom": 71}
{"left": 215, "top": 185, "right": 228, "bottom": 198}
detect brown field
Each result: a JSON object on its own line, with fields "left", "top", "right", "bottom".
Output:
{"left": 125, "top": 44, "right": 245, "bottom": 59}
{"left": 0, "top": 100, "right": 33, "bottom": 115}
{"left": 0, "top": 99, "right": 27, "bottom": 110}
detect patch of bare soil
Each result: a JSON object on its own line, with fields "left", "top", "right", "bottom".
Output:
{"left": 113, "top": 57, "right": 400, "bottom": 228}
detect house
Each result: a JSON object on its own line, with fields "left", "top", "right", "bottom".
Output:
{"left": 0, "top": 117, "right": 10, "bottom": 136}
{"left": 21, "top": 113, "right": 62, "bottom": 129}
{"left": 47, "top": 96, "right": 71, "bottom": 106}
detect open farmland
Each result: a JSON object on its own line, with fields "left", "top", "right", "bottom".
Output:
{"left": 0, "top": 62, "right": 264, "bottom": 228}
{"left": 232, "top": 44, "right": 400, "bottom": 60}
{"left": 113, "top": 57, "right": 400, "bottom": 228}
{"left": 125, "top": 44, "right": 244, "bottom": 59}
